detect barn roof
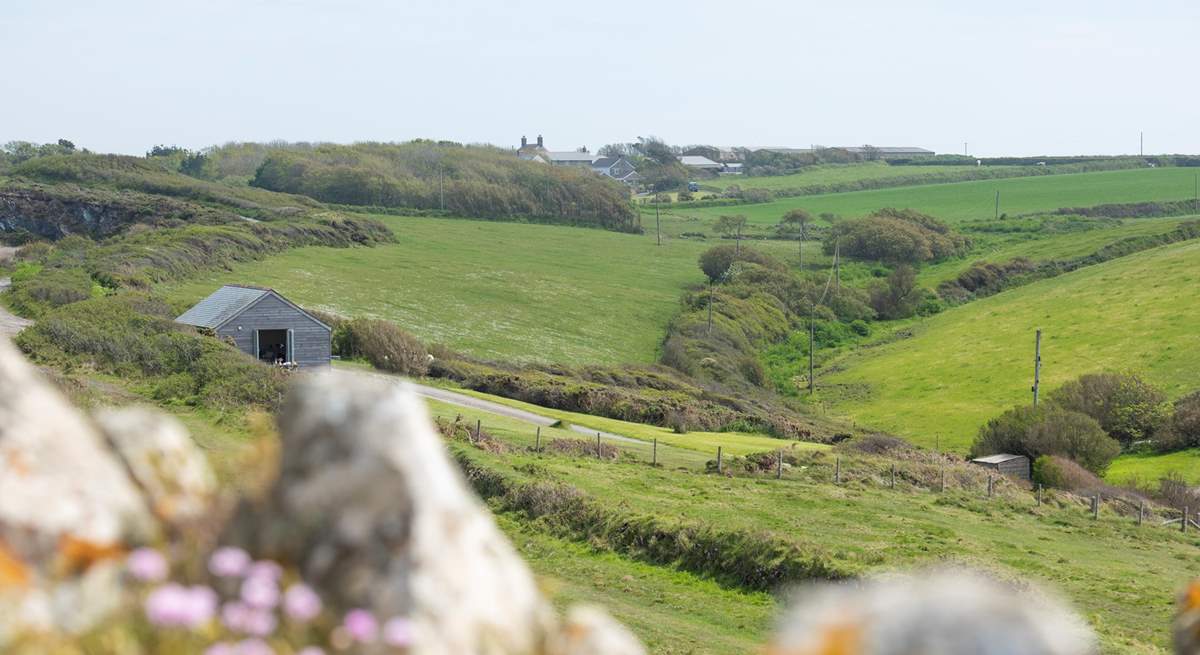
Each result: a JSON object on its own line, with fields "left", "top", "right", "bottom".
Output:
{"left": 971, "top": 453, "right": 1027, "bottom": 464}
{"left": 175, "top": 285, "right": 272, "bottom": 329}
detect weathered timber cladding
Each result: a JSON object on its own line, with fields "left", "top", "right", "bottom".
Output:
{"left": 213, "top": 293, "right": 330, "bottom": 368}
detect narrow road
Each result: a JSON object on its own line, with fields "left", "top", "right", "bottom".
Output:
{"left": 0, "top": 277, "right": 33, "bottom": 339}
{"left": 330, "top": 367, "right": 644, "bottom": 445}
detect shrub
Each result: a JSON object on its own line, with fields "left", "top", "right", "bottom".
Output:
{"left": 1048, "top": 372, "right": 1170, "bottom": 446}
{"left": 697, "top": 245, "right": 782, "bottom": 282}
{"left": 971, "top": 404, "right": 1120, "bottom": 474}
{"left": 344, "top": 318, "right": 430, "bottom": 376}
{"left": 1170, "top": 391, "right": 1200, "bottom": 449}
{"left": 867, "top": 265, "right": 921, "bottom": 320}
{"left": 1032, "top": 455, "right": 1106, "bottom": 492}
{"left": 825, "top": 208, "right": 970, "bottom": 264}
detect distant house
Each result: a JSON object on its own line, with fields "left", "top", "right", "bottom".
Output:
{"left": 591, "top": 156, "right": 641, "bottom": 185}
{"left": 517, "top": 135, "right": 596, "bottom": 167}
{"left": 720, "top": 162, "right": 744, "bottom": 175}
{"left": 175, "top": 285, "right": 331, "bottom": 368}
{"left": 841, "top": 146, "right": 936, "bottom": 159}
{"left": 970, "top": 454, "right": 1031, "bottom": 481}
{"left": 678, "top": 155, "right": 723, "bottom": 171}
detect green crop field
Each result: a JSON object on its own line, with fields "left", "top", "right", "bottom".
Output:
{"left": 161, "top": 215, "right": 794, "bottom": 366}
{"left": 823, "top": 239, "right": 1200, "bottom": 452}
{"left": 464, "top": 439, "right": 1200, "bottom": 653}
{"left": 703, "top": 162, "right": 984, "bottom": 191}
{"left": 667, "top": 167, "right": 1200, "bottom": 228}
{"left": 1108, "top": 448, "right": 1200, "bottom": 486}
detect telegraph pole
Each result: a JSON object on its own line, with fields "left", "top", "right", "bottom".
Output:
{"left": 808, "top": 306, "right": 815, "bottom": 395}
{"left": 833, "top": 239, "right": 841, "bottom": 292}
{"left": 706, "top": 280, "right": 714, "bottom": 334}
{"left": 655, "top": 198, "right": 661, "bottom": 246}
{"left": 1140, "top": 131, "right": 1144, "bottom": 157}
{"left": 439, "top": 165, "right": 445, "bottom": 211}
{"left": 1032, "top": 329, "right": 1042, "bottom": 406}
{"left": 994, "top": 190, "right": 1000, "bottom": 220}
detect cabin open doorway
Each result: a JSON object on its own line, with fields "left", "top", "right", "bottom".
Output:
{"left": 254, "top": 328, "right": 292, "bottom": 364}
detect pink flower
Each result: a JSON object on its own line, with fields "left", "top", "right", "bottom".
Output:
{"left": 343, "top": 608, "right": 378, "bottom": 643}
{"left": 234, "top": 638, "right": 274, "bottom": 655}
{"left": 126, "top": 547, "right": 168, "bottom": 582}
{"left": 204, "top": 643, "right": 237, "bottom": 655}
{"left": 283, "top": 583, "right": 322, "bottom": 622}
{"left": 222, "top": 601, "right": 251, "bottom": 632}
{"left": 246, "top": 560, "right": 282, "bottom": 580}
{"left": 209, "top": 547, "right": 252, "bottom": 578}
{"left": 145, "top": 584, "right": 217, "bottom": 629}
{"left": 382, "top": 616, "right": 414, "bottom": 647}
{"left": 240, "top": 575, "right": 279, "bottom": 609}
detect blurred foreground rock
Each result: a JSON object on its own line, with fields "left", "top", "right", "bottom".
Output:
{"left": 0, "top": 338, "right": 184, "bottom": 641}
{"left": 227, "top": 372, "right": 644, "bottom": 655}
{"left": 769, "top": 569, "right": 1097, "bottom": 655}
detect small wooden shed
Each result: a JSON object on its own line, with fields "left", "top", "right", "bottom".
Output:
{"left": 970, "top": 453, "right": 1031, "bottom": 481}
{"left": 175, "top": 285, "right": 331, "bottom": 368}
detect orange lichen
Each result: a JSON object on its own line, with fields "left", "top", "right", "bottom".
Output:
{"left": 1184, "top": 579, "right": 1200, "bottom": 612}
{"left": 0, "top": 540, "right": 30, "bottom": 588}
{"left": 57, "top": 534, "right": 125, "bottom": 575}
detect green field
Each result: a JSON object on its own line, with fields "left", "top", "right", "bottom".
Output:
{"left": 465, "top": 438, "right": 1200, "bottom": 653}
{"left": 824, "top": 239, "right": 1200, "bottom": 451}
{"left": 668, "top": 167, "right": 1200, "bottom": 228}
{"left": 1109, "top": 448, "right": 1200, "bottom": 486}
{"left": 162, "top": 215, "right": 793, "bottom": 366}
{"left": 706, "top": 162, "right": 1018, "bottom": 191}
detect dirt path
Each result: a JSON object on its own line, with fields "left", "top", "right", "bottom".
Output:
{"left": 331, "top": 367, "right": 644, "bottom": 445}
{"left": 0, "top": 277, "right": 32, "bottom": 339}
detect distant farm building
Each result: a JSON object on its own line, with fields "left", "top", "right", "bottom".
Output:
{"left": 517, "top": 135, "right": 640, "bottom": 185}
{"left": 751, "top": 145, "right": 935, "bottom": 160}
{"left": 175, "top": 285, "right": 331, "bottom": 368}
{"left": 678, "top": 155, "right": 724, "bottom": 171}
{"left": 970, "top": 454, "right": 1031, "bottom": 481}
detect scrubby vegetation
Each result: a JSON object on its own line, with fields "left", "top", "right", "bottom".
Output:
{"left": 246, "top": 141, "right": 640, "bottom": 232}
{"left": 323, "top": 314, "right": 431, "bottom": 376}
{"left": 15, "top": 294, "right": 288, "bottom": 411}
{"left": 971, "top": 403, "right": 1120, "bottom": 474}
{"left": 825, "top": 208, "right": 971, "bottom": 264}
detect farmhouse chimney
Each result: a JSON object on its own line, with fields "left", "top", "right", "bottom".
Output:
{"left": 520, "top": 136, "right": 527, "bottom": 148}
{"left": 536, "top": 135, "right": 543, "bottom": 148}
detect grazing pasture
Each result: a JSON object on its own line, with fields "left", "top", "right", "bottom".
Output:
{"left": 823, "top": 239, "right": 1200, "bottom": 451}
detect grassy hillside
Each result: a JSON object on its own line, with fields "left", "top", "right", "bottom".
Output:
{"left": 162, "top": 214, "right": 794, "bottom": 365}
{"left": 670, "top": 167, "right": 1200, "bottom": 228}
{"left": 462, "top": 439, "right": 1199, "bottom": 653}
{"left": 824, "top": 239, "right": 1200, "bottom": 451}
{"left": 708, "top": 162, "right": 981, "bottom": 190}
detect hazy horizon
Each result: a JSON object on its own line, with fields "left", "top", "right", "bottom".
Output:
{"left": 3, "top": 0, "right": 1198, "bottom": 158}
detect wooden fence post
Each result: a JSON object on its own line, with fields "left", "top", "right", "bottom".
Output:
{"left": 596, "top": 432, "right": 602, "bottom": 460}
{"left": 939, "top": 466, "right": 945, "bottom": 493}
{"left": 1036, "top": 484, "right": 1042, "bottom": 507}
{"left": 1184, "top": 507, "right": 1190, "bottom": 533}
{"left": 890, "top": 463, "right": 896, "bottom": 489}
{"left": 475, "top": 419, "right": 481, "bottom": 440}
{"left": 535, "top": 426, "right": 541, "bottom": 452}
{"left": 652, "top": 438, "right": 657, "bottom": 467}
{"left": 716, "top": 446, "right": 723, "bottom": 473}
{"left": 1137, "top": 502, "right": 1144, "bottom": 526}
{"left": 987, "top": 475, "right": 993, "bottom": 498}
{"left": 776, "top": 450, "right": 783, "bottom": 479}
{"left": 1091, "top": 495, "right": 1099, "bottom": 520}
{"left": 835, "top": 457, "right": 841, "bottom": 484}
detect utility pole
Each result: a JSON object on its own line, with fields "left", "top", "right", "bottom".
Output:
{"left": 808, "top": 305, "right": 815, "bottom": 395}
{"left": 439, "top": 165, "right": 445, "bottom": 211}
{"left": 964, "top": 142, "right": 968, "bottom": 156}
{"left": 1194, "top": 173, "right": 1198, "bottom": 214}
{"left": 1140, "top": 131, "right": 1144, "bottom": 157}
{"left": 994, "top": 190, "right": 1000, "bottom": 220}
{"left": 834, "top": 239, "right": 841, "bottom": 292}
{"left": 1032, "top": 329, "right": 1042, "bottom": 406}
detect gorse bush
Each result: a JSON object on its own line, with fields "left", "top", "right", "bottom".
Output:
{"left": 697, "top": 244, "right": 783, "bottom": 282}
{"left": 1048, "top": 372, "right": 1170, "bottom": 446}
{"left": 825, "top": 208, "right": 971, "bottom": 264}
{"left": 248, "top": 141, "right": 640, "bottom": 232}
{"left": 1032, "top": 454, "right": 1105, "bottom": 492}
{"left": 971, "top": 403, "right": 1120, "bottom": 474}
{"left": 336, "top": 318, "right": 430, "bottom": 376}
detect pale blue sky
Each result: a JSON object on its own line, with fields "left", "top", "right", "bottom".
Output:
{"left": 2, "top": 0, "right": 1197, "bottom": 156}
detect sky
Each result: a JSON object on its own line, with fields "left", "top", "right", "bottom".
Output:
{"left": 2, "top": 0, "right": 1198, "bottom": 157}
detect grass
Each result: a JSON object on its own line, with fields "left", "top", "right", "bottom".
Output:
{"left": 1108, "top": 449, "right": 1200, "bottom": 486}
{"left": 917, "top": 216, "right": 1198, "bottom": 287}
{"left": 466, "top": 442, "right": 1200, "bottom": 653}
{"left": 417, "top": 376, "right": 830, "bottom": 457}
{"left": 823, "top": 239, "right": 1200, "bottom": 452}
{"left": 706, "top": 162, "right": 1005, "bottom": 191}
{"left": 160, "top": 214, "right": 793, "bottom": 366}
{"left": 497, "top": 514, "right": 774, "bottom": 654}
{"left": 666, "top": 167, "right": 1200, "bottom": 229}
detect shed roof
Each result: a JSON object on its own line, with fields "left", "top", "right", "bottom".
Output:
{"left": 971, "top": 453, "right": 1027, "bottom": 464}
{"left": 545, "top": 151, "right": 597, "bottom": 163}
{"left": 679, "top": 155, "right": 721, "bottom": 167}
{"left": 176, "top": 285, "right": 271, "bottom": 329}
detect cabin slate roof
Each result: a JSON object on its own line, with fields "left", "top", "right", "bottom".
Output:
{"left": 175, "top": 285, "right": 271, "bottom": 329}
{"left": 679, "top": 155, "right": 722, "bottom": 167}
{"left": 971, "top": 453, "right": 1026, "bottom": 464}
